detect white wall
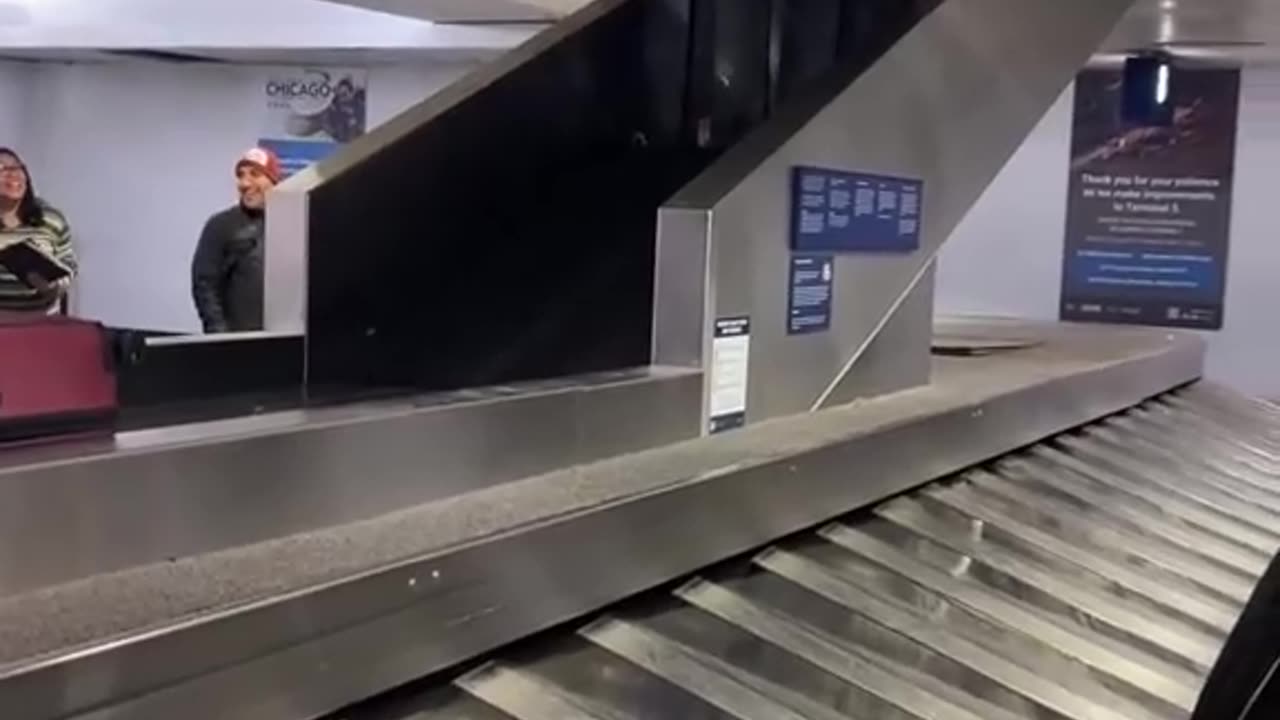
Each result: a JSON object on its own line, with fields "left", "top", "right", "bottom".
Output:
{"left": 937, "top": 66, "right": 1280, "bottom": 398}
{"left": 0, "top": 62, "right": 30, "bottom": 144}
{"left": 0, "top": 59, "right": 472, "bottom": 332}
{"left": 0, "top": 0, "right": 536, "bottom": 51}
{"left": 935, "top": 86, "right": 1072, "bottom": 321}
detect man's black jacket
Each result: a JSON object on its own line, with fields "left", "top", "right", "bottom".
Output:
{"left": 191, "top": 204, "right": 265, "bottom": 333}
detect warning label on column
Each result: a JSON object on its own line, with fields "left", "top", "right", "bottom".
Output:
{"left": 709, "top": 317, "right": 750, "bottom": 434}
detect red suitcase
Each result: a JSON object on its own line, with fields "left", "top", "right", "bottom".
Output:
{"left": 0, "top": 313, "right": 117, "bottom": 443}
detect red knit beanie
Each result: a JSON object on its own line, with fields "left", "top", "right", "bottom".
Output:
{"left": 235, "top": 147, "right": 282, "bottom": 184}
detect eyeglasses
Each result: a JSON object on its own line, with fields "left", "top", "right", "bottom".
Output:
{"left": 0, "top": 165, "right": 24, "bottom": 177}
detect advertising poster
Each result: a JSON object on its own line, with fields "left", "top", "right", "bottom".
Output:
{"left": 1061, "top": 67, "right": 1240, "bottom": 330}
{"left": 259, "top": 67, "right": 368, "bottom": 179}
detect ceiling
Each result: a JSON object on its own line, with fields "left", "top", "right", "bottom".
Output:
{"left": 4, "top": 0, "right": 1277, "bottom": 67}
{"left": 0, "top": 0, "right": 543, "bottom": 64}
{"left": 1103, "top": 0, "right": 1280, "bottom": 62}
{"left": 0, "top": 47, "right": 506, "bottom": 66}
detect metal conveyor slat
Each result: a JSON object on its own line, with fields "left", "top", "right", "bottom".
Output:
{"left": 351, "top": 384, "right": 1280, "bottom": 720}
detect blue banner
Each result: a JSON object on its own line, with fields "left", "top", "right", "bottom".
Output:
{"left": 791, "top": 166, "right": 922, "bottom": 253}
{"left": 1061, "top": 67, "right": 1240, "bottom": 330}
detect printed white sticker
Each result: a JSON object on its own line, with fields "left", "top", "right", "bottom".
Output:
{"left": 709, "top": 317, "right": 750, "bottom": 434}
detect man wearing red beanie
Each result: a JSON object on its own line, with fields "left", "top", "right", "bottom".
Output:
{"left": 190, "top": 147, "right": 281, "bottom": 333}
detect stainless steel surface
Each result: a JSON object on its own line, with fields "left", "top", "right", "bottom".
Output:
{"left": 654, "top": 0, "right": 1136, "bottom": 425}
{"left": 818, "top": 264, "right": 935, "bottom": 409}
{"left": 263, "top": 185, "right": 309, "bottom": 333}
{"left": 0, "top": 366, "right": 701, "bottom": 598}
{"left": 143, "top": 330, "right": 301, "bottom": 347}
{"left": 0, "top": 322, "right": 1201, "bottom": 720}
{"left": 396, "top": 381, "right": 1280, "bottom": 720}
{"left": 651, "top": 207, "right": 712, "bottom": 370}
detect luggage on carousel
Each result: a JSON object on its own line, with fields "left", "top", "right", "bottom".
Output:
{"left": 0, "top": 313, "right": 117, "bottom": 443}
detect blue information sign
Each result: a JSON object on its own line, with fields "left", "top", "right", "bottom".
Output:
{"left": 791, "top": 166, "right": 923, "bottom": 253}
{"left": 787, "top": 254, "right": 833, "bottom": 335}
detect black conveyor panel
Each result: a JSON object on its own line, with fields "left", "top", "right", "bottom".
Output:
{"left": 304, "top": 0, "right": 940, "bottom": 397}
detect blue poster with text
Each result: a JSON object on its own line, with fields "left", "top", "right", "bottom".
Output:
{"left": 1060, "top": 67, "right": 1239, "bottom": 330}
{"left": 791, "top": 166, "right": 922, "bottom": 253}
{"left": 788, "top": 255, "right": 834, "bottom": 335}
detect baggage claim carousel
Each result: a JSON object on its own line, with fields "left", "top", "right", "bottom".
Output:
{"left": 1, "top": 321, "right": 1268, "bottom": 719}
{"left": 363, "top": 382, "right": 1277, "bottom": 720}
{"left": 1, "top": 1, "right": 1272, "bottom": 714}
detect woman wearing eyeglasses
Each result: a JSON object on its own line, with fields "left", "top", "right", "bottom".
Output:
{"left": 0, "top": 147, "right": 75, "bottom": 314}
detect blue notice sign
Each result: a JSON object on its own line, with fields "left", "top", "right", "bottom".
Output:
{"left": 788, "top": 255, "right": 833, "bottom": 335}
{"left": 791, "top": 166, "right": 922, "bottom": 253}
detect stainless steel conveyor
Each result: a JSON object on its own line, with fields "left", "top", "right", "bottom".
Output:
{"left": 350, "top": 384, "right": 1280, "bottom": 720}
{"left": 0, "top": 321, "right": 1219, "bottom": 720}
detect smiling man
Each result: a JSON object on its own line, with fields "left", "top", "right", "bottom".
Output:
{"left": 191, "top": 147, "right": 281, "bottom": 333}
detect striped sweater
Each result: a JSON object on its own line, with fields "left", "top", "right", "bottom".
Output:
{"left": 0, "top": 204, "right": 75, "bottom": 313}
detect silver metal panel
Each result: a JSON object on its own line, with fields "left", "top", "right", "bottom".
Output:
{"left": 1124, "top": 408, "right": 1280, "bottom": 483}
{"left": 490, "top": 638, "right": 738, "bottom": 720}
{"left": 818, "top": 264, "right": 935, "bottom": 409}
{"left": 956, "top": 472, "right": 1256, "bottom": 605}
{"left": 143, "top": 330, "right": 300, "bottom": 347}
{"left": 612, "top": 600, "right": 906, "bottom": 720}
{"left": 722, "top": 570, "right": 1051, "bottom": 719}
{"left": 1134, "top": 403, "right": 1280, "bottom": 472}
{"left": 757, "top": 548, "right": 1143, "bottom": 720}
{"left": 1029, "top": 444, "right": 1280, "bottom": 558}
{"left": 262, "top": 185, "right": 310, "bottom": 334}
{"left": 651, "top": 207, "right": 712, "bottom": 370}
{"left": 1093, "top": 422, "right": 1280, "bottom": 510}
{"left": 457, "top": 664, "right": 608, "bottom": 720}
{"left": 999, "top": 457, "right": 1269, "bottom": 579}
{"left": 0, "top": 368, "right": 701, "bottom": 598}
{"left": 924, "top": 477, "right": 1243, "bottom": 635}
{"left": 652, "top": 0, "right": 1136, "bottom": 424}
{"left": 676, "top": 580, "right": 994, "bottom": 720}
{"left": 573, "top": 367, "right": 703, "bottom": 463}
{"left": 871, "top": 494, "right": 1228, "bottom": 665}
{"left": 818, "top": 524, "right": 1204, "bottom": 706}
{"left": 581, "top": 618, "right": 813, "bottom": 720}
{"left": 1064, "top": 433, "right": 1280, "bottom": 548}
{"left": 0, "top": 323, "right": 1201, "bottom": 720}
